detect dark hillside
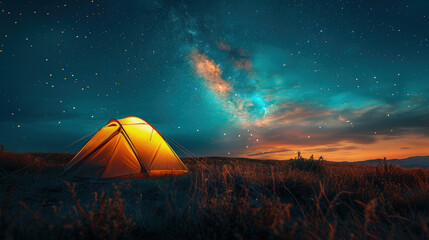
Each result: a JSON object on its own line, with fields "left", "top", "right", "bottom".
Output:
{"left": 1, "top": 152, "right": 428, "bottom": 239}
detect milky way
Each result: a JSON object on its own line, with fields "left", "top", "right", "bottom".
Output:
{"left": 1, "top": 1, "right": 429, "bottom": 161}
{"left": 190, "top": 49, "right": 270, "bottom": 126}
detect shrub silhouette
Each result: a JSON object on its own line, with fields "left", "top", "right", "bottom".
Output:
{"left": 289, "top": 152, "right": 326, "bottom": 172}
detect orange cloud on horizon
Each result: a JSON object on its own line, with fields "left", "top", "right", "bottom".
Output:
{"left": 236, "top": 134, "right": 429, "bottom": 162}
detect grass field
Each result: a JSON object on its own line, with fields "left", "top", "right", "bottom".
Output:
{"left": 0, "top": 152, "right": 428, "bottom": 239}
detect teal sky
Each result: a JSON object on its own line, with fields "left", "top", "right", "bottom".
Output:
{"left": 1, "top": 0, "right": 429, "bottom": 160}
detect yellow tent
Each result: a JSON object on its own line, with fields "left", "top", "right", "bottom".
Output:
{"left": 63, "top": 116, "right": 189, "bottom": 178}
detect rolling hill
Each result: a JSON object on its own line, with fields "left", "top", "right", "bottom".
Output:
{"left": 350, "top": 156, "right": 429, "bottom": 168}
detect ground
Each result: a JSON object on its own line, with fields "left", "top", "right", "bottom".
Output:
{"left": 0, "top": 152, "right": 428, "bottom": 239}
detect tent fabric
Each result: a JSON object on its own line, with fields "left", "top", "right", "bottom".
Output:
{"left": 100, "top": 134, "right": 141, "bottom": 178}
{"left": 63, "top": 116, "right": 189, "bottom": 178}
{"left": 64, "top": 122, "right": 120, "bottom": 172}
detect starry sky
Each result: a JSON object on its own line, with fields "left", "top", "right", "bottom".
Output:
{"left": 1, "top": 0, "right": 429, "bottom": 161}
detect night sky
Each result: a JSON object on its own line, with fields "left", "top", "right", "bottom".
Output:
{"left": 1, "top": 0, "right": 429, "bottom": 161}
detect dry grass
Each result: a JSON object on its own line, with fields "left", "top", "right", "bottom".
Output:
{"left": 0, "top": 152, "right": 428, "bottom": 239}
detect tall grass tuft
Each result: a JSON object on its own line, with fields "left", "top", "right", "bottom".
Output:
{"left": 0, "top": 153, "right": 428, "bottom": 239}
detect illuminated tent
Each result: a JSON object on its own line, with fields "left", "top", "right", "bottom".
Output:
{"left": 63, "top": 116, "right": 189, "bottom": 178}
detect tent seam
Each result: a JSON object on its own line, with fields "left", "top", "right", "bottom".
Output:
{"left": 119, "top": 124, "right": 147, "bottom": 174}
{"left": 99, "top": 133, "right": 122, "bottom": 178}
{"left": 64, "top": 129, "right": 120, "bottom": 174}
{"left": 140, "top": 121, "right": 189, "bottom": 171}
{"left": 148, "top": 142, "right": 162, "bottom": 170}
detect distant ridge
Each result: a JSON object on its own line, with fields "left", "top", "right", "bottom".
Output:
{"left": 348, "top": 156, "right": 429, "bottom": 169}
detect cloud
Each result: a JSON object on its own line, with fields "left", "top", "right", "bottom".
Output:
{"left": 247, "top": 148, "right": 292, "bottom": 156}
{"left": 254, "top": 101, "right": 335, "bottom": 127}
{"left": 308, "top": 146, "right": 359, "bottom": 153}
{"left": 235, "top": 99, "right": 429, "bottom": 160}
